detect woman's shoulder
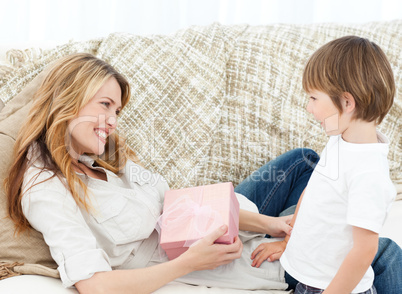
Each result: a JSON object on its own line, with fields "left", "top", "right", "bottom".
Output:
{"left": 23, "top": 144, "right": 67, "bottom": 194}
{"left": 23, "top": 164, "right": 66, "bottom": 194}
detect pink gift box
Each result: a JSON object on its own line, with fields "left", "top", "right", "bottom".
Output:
{"left": 159, "top": 182, "right": 240, "bottom": 260}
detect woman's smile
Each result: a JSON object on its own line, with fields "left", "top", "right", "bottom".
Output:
{"left": 94, "top": 128, "right": 108, "bottom": 144}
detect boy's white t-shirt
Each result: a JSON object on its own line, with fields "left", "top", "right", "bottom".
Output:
{"left": 280, "top": 131, "right": 396, "bottom": 293}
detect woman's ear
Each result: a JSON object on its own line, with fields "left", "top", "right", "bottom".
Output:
{"left": 342, "top": 92, "right": 356, "bottom": 114}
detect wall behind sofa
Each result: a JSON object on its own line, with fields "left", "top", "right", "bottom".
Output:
{"left": 1, "top": 0, "right": 401, "bottom": 46}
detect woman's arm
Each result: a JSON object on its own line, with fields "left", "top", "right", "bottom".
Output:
{"left": 76, "top": 225, "right": 243, "bottom": 294}
{"left": 239, "top": 209, "right": 292, "bottom": 237}
{"left": 323, "top": 227, "right": 378, "bottom": 294}
{"left": 239, "top": 188, "right": 307, "bottom": 238}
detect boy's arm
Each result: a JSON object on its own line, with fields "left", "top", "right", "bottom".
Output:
{"left": 250, "top": 188, "right": 306, "bottom": 267}
{"left": 323, "top": 227, "right": 378, "bottom": 294}
{"left": 287, "top": 187, "right": 306, "bottom": 231}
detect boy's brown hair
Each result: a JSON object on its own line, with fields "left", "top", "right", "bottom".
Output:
{"left": 302, "top": 35, "right": 395, "bottom": 124}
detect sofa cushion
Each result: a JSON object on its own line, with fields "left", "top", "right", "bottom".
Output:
{"left": 199, "top": 21, "right": 402, "bottom": 187}
{"left": 0, "top": 39, "right": 102, "bottom": 106}
{"left": 0, "top": 41, "right": 102, "bottom": 279}
{"left": 0, "top": 70, "right": 59, "bottom": 279}
{"left": 95, "top": 24, "right": 247, "bottom": 189}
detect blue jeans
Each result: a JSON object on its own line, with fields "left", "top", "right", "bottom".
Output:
{"left": 234, "top": 148, "right": 402, "bottom": 294}
{"left": 234, "top": 148, "right": 318, "bottom": 217}
{"left": 294, "top": 283, "right": 377, "bottom": 294}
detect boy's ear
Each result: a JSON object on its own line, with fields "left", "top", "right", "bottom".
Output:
{"left": 342, "top": 92, "right": 356, "bottom": 114}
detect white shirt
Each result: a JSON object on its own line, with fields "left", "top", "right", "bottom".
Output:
{"left": 280, "top": 132, "right": 396, "bottom": 293}
{"left": 21, "top": 148, "right": 169, "bottom": 287}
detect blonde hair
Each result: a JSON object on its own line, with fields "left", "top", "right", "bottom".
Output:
{"left": 5, "top": 53, "right": 138, "bottom": 233}
{"left": 302, "top": 35, "right": 395, "bottom": 124}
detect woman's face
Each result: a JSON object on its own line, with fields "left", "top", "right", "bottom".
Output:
{"left": 68, "top": 77, "right": 122, "bottom": 157}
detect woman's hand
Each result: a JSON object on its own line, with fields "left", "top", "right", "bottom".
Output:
{"left": 250, "top": 240, "right": 287, "bottom": 268}
{"left": 263, "top": 214, "right": 293, "bottom": 238}
{"left": 239, "top": 209, "right": 292, "bottom": 238}
{"left": 179, "top": 225, "right": 243, "bottom": 272}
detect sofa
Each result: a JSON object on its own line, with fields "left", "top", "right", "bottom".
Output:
{"left": 0, "top": 21, "right": 401, "bottom": 294}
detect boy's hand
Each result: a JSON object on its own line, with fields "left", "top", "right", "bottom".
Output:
{"left": 251, "top": 240, "right": 287, "bottom": 268}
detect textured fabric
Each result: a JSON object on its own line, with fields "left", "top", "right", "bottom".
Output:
{"left": 0, "top": 40, "right": 102, "bottom": 105}
{"left": 0, "top": 262, "right": 22, "bottom": 280}
{"left": 1, "top": 22, "right": 401, "bottom": 189}
{"left": 0, "top": 21, "right": 401, "bottom": 282}
{"left": 396, "top": 184, "right": 402, "bottom": 201}
{"left": 200, "top": 21, "right": 401, "bottom": 187}
{"left": 95, "top": 24, "right": 247, "bottom": 189}
{"left": 0, "top": 70, "right": 59, "bottom": 278}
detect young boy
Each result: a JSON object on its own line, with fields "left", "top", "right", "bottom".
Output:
{"left": 251, "top": 36, "right": 396, "bottom": 293}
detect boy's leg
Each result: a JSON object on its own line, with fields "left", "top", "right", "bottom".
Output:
{"left": 284, "top": 271, "right": 299, "bottom": 290}
{"left": 294, "top": 283, "right": 324, "bottom": 293}
{"left": 234, "top": 148, "right": 319, "bottom": 217}
{"left": 372, "top": 237, "right": 402, "bottom": 294}
{"left": 294, "top": 283, "right": 376, "bottom": 294}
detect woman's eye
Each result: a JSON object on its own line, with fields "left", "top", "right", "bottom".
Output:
{"left": 116, "top": 110, "right": 121, "bottom": 116}
{"left": 101, "top": 102, "right": 110, "bottom": 107}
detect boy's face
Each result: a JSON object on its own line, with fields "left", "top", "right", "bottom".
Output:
{"left": 306, "top": 90, "right": 345, "bottom": 136}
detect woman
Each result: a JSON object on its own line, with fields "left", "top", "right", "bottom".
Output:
{"left": 5, "top": 53, "right": 401, "bottom": 294}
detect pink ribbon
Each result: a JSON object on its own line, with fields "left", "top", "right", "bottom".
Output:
{"left": 158, "top": 187, "right": 224, "bottom": 247}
